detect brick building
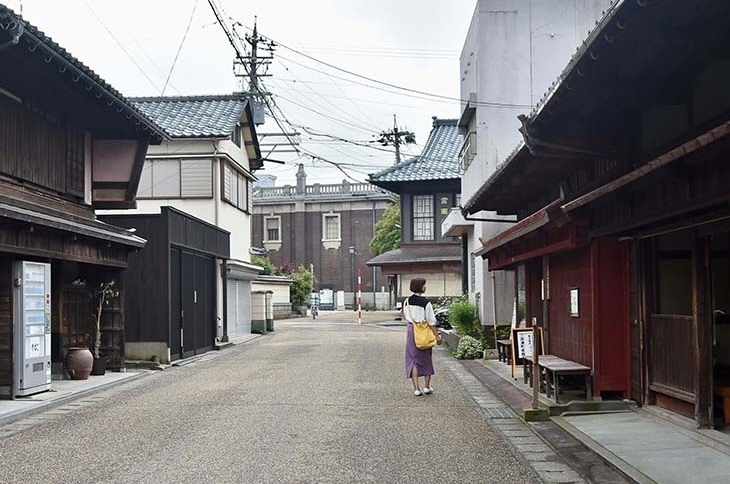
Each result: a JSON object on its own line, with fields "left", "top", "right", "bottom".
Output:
{"left": 252, "top": 165, "right": 396, "bottom": 309}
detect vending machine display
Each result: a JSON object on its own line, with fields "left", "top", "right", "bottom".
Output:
{"left": 14, "top": 261, "right": 51, "bottom": 396}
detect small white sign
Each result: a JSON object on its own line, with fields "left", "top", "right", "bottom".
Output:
{"left": 517, "top": 331, "right": 534, "bottom": 359}
{"left": 570, "top": 288, "right": 579, "bottom": 317}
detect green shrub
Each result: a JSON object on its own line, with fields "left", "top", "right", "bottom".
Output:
{"left": 454, "top": 335, "right": 483, "bottom": 360}
{"left": 252, "top": 255, "right": 277, "bottom": 275}
{"left": 290, "top": 265, "right": 314, "bottom": 305}
{"left": 449, "top": 298, "right": 479, "bottom": 337}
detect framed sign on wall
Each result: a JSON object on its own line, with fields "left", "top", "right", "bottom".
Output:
{"left": 570, "top": 287, "right": 579, "bottom": 317}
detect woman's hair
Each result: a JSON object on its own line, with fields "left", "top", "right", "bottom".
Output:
{"left": 409, "top": 277, "right": 427, "bottom": 294}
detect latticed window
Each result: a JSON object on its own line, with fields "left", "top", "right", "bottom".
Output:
{"left": 323, "top": 214, "right": 340, "bottom": 240}
{"left": 265, "top": 217, "right": 280, "bottom": 242}
{"left": 413, "top": 195, "right": 434, "bottom": 241}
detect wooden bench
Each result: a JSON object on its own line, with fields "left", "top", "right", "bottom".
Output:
{"left": 524, "top": 354, "right": 592, "bottom": 403}
{"left": 496, "top": 339, "right": 512, "bottom": 363}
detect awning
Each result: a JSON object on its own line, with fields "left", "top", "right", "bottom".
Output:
{"left": 475, "top": 197, "right": 564, "bottom": 258}
{"left": 367, "top": 244, "right": 461, "bottom": 267}
{"left": 0, "top": 198, "right": 145, "bottom": 248}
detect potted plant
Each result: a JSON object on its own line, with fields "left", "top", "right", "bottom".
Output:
{"left": 90, "top": 279, "right": 118, "bottom": 375}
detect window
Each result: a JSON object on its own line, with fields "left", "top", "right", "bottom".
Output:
{"left": 222, "top": 162, "right": 250, "bottom": 211}
{"left": 231, "top": 124, "right": 241, "bottom": 147}
{"left": 323, "top": 214, "right": 341, "bottom": 241}
{"left": 137, "top": 159, "right": 212, "bottom": 199}
{"left": 264, "top": 216, "right": 281, "bottom": 242}
{"left": 413, "top": 194, "right": 434, "bottom": 241}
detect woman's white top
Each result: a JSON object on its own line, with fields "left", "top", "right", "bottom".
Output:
{"left": 403, "top": 297, "right": 437, "bottom": 326}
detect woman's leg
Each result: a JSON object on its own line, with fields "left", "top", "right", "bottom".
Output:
{"left": 424, "top": 375, "right": 431, "bottom": 388}
{"left": 411, "top": 367, "right": 420, "bottom": 391}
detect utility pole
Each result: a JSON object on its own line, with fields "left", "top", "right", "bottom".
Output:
{"left": 377, "top": 114, "right": 415, "bottom": 165}
{"left": 232, "top": 17, "right": 276, "bottom": 125}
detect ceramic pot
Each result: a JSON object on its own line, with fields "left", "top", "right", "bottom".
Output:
{"left": 65, "top": 347, "right": 93, "bottom": 380}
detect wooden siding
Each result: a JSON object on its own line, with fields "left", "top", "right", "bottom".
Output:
{"left": 648, "top": 314, "right": 694, "bottom": 401}
{"left": 165, "top": 208, "right": 229, "bottom": 259}
{"left": 0, "top": 255, "right": 11, "bottom": 394}
{"left": 0, "top": 223, "right": 128, "bottom": 267}
{"left": 0, "top": 96, "right": 74, "bottom": 196}
{"left": 548, "top": 248, "right": 593, "bottom": 367}
{"left": 100, "top": 215, "right": 170, "bottom": 343}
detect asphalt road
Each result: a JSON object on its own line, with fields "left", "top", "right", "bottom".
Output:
{"left": 0, "top": 314, "right": 539, "bottom": 484}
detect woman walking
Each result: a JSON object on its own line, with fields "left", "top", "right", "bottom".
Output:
{"left": 403, "top": 277, "right": 442, "bottom": 396}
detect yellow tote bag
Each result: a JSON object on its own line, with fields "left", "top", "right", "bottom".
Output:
{"left": 406, "top": 300, "right": 437, "bottom": 350}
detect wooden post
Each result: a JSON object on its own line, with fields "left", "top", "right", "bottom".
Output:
{"left": 532, "top": 324, "right": 539, "bottom": 409}
{"left": 693, "top": 234, "right": 712, "bottom": 427}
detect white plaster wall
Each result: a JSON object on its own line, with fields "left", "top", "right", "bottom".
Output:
{"left": 251, "top": 281, "right": 291, "bottom": 305}
{"left": 459, "top": 0, "right": 610, "bottom": 324}
{"left": 218, "top": 202, "right": 252, "bottom": 262}
{"left": 460, "top": 0, "right": 612, "bottom": 203}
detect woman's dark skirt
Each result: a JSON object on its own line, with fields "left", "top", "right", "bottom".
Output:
{"left": 405, "top": 323, "right": 435, "bottom": 378}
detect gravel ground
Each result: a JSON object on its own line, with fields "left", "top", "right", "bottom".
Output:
{"left": 0, "top": 317, "right": 539, "bottom": 484}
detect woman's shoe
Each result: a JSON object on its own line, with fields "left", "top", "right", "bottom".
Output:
{"left": 414, "top": 389, "right": 423, "bottom": 396}
{"left": 423, "top": 387, "right": 433, "bottom": 395}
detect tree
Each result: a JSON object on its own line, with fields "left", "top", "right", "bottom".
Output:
{"left": 91, "top": 280, "right": 118, "bottom": 359}
{"left": 289, "top": 265, "right": 314, "bottom": 305}
{"left": 370, "top": 201, "right": 401, "bottom": 256}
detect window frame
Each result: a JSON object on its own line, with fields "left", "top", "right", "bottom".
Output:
{"left": 137, "top": 158, "right": 213, "bottom": 200}
{"left": 263, "top": 215, "right": 282, "bottom": 243}
{"left": 221, "top": 161, "right": 251, "bottom": 213}
{"left": 412, "top": 194, "right": 435, "bottom": 241}
{"left": 322, "top": 213, "right": 341, "bottom": 242}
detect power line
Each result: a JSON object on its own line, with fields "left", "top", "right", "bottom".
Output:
{"left": 81, "top": 0, "right": 162, "bottom": 92}
{"left": 274, "top": 59, "right": 381, "bottom": 136}
{"left": 161, "top": 0, "right": 198, "bottom": 96}
{"left": 239, "top": 24, "right": 533, "bottom": 109}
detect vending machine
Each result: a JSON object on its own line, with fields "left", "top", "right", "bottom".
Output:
{"left": 13, "top": 261, "right": 52, "bottom": 396}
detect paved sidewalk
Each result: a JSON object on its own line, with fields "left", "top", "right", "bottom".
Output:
{"left": 472, "top": 358, "right": 730, "bottom": 484}
{"left": 0, "top": 371, "right": 148, "bottom": 424}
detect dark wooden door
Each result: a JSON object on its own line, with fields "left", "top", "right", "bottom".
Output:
{"left": 181, "top": 251, "right": 196, "bottom": 359}
{"left": 170, "top": 248, "right": 182, "bottom": 362}
{"left": 193, "top": 254, "right": 214, "bottom": 354}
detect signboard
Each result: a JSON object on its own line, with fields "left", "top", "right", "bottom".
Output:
{"left": 516, "top": 331, "right": 533, "bottom": 359}
{"left": 510, "top": 327, "right": 546, "bottom": 379}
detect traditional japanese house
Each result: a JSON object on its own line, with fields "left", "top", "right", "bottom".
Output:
{"left": 100, "top": 94, "right": 264, "bottom": 354}
{"left": 465, "top": 0, "right": 730, "bottom": 428}
{"left": 368, "top": 118, "right": 463, "bottom": 303}
{"left": 0, "top": 6, "right": 167, "bottom": 397}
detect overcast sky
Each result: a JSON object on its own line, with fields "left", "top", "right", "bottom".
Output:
{"left": 11, "top": 0, "right": 476, "bottom": 184}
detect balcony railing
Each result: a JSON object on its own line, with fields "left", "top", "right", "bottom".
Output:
{"left": 254, "top": 181, "right": 387, "bottom": 199}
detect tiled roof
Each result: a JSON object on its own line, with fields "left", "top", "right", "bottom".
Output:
{"left": 130, "top": 95, "right": 249, "bottom": 138}
{"left": 366, "top": 244, "right": 461, "bottom": 266}
{"left": 369, "top": 118, "right": 462, "bottom": 185}
{"left": 0, "top": 5, "right": 167, "bottom": 141}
